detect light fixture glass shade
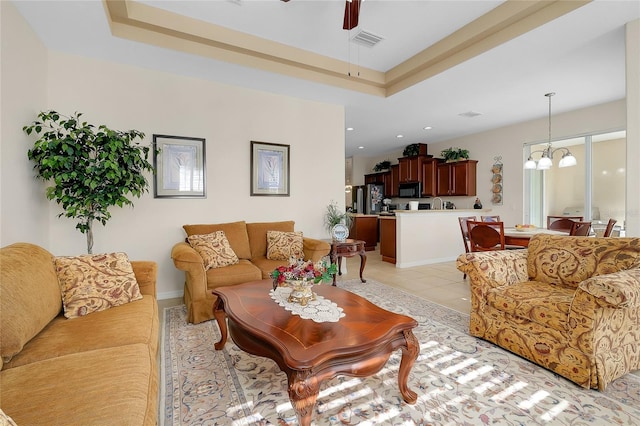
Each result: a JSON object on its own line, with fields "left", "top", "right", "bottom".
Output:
{"left": 558, "top": 153, "right": 577, "bottom": 168}
{"left": 524, "top": 158, "right": 537, "bottom": 169}
{"left": 537, "top": 156, "right": 553, "bottom": 169}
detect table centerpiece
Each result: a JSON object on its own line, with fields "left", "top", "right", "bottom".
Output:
{"left": 271, "top": 257, "right": 337, "bottom": 306}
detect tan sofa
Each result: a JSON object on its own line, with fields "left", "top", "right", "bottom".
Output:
{"left": 0, "top": 243, "right": 159, "bottom": 425}
{"left": 457, "top": 234, "right": 640, "bottom": 390}
{"left": 171, "top": 220, "right": 331, "bottom": 324}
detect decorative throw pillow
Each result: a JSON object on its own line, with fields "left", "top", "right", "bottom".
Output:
{"left": 187, "top": 231, "right": 239, "bottom": 270}
{"left": 54, "top": 252, "right": 143, "bottom": 319}
{"left": 267, "top": 230, "right": 304, "bottom": 261}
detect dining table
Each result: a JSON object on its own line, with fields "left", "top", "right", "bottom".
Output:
{"left": 503, "top": 227, "right": 568, "bottom": 247}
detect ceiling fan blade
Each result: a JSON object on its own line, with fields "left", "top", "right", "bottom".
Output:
{"left": 343, "top": 0, "right": 361, "bottom": 30}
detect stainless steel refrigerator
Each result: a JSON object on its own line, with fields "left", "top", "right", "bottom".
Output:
{"left": 355, "top": 183, "right": 384, "bottom": 214}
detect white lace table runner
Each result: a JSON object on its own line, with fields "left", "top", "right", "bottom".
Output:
{"left": 269, "top": 287, "right": 345, "bottom": 323}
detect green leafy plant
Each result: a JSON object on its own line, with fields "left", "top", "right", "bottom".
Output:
{"left": 373, "top": 160, "right": 391, "bottom": 172}
{"left": 324, "top": 200, "right": 352, "bottom": 235}
{"left": 24, "top": 110, "right": 155, "bottom": 254}
{"left": 440, "top": 147, "right": 470, "bottom": 162}
{"left": 402, "top": 144, "right": 421, "bottom": 157}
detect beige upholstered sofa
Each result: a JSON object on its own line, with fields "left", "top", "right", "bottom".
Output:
{"left": 0, "top": 243, "right": 159, "bottom": 425}
{"left": 457, "top": 234, "right": 640, "bottom": 390}
{"left": 171, "top": 220, "right": 331, "bottom": 324}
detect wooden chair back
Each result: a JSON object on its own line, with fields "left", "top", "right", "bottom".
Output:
{"left": 458, "top": 216, "right": 477, "bottom": 253}
{"left": 467, "top": 220, "right": 505, "bottom": 252}
{"left": 547, "top": 215, "right": 583, "bottom": 231}
{"left": 569, "top": 221, "right": 592, "bottom": 236}
{"left": 603, "top": 218, "right": 617, "bottom": 237}
{"left": 481, "top": 215, "right": 500, "bottom": 222}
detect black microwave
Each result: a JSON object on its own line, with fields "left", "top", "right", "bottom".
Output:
{"left": 398, "top": 182, "right": 421, "bottom": 198}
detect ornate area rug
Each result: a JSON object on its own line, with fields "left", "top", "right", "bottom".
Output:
{"left": 161, "top": 279, "right": 640, "bottom": 425}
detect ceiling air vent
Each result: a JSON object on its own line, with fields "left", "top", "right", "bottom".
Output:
{"left": 351, "top": 29, "right": 384, "bottom": 48}
{"left": 458, "top": 111, "right": 483, "bottom": 118}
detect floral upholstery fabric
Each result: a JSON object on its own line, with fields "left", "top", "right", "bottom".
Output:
{"left": 187, "top": 231, "right": 239, "bottom": 270}
{"left": 527, "top": 234, "right": 640, "bottom": 289}
{"left": 54, "top": 252, "right": 142, "bottom": 319}
{"left": 457, "top": 235, "right": 640, "bottom": 391}
{"left": 266, "top": 231, "right": 304, "bottom": 261}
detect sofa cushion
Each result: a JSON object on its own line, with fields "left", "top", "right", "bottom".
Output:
{"left": 247, "top": 221, "right": 295, "bottom": 260}
{"left": 183, "top": 221, "right": 251, "bottom": 260}
{"left": 205, "top": 259, "right": 263, "bottom": 288}
{"left": 0, "top": 243, "right": 62, "bottom": 363}
{"left": 266, "top": 230, "right": 304, "bottom": 261}
{"left": 0, "top": 343, "right": 157, "bottom": 425}
{"left": 2, "top": 295, "right": 158, "bottom": 369}
{"left": 487, "top": 281, "right": 575, "bottom": 332}
{"left": 54, "top": 252, "right": 142, "bottom": 319}
{"left": 187, "top": 231, "right": 239, "bottom": 269}
{"left": 527, "top": 235, "right": 640, "bottom": 289}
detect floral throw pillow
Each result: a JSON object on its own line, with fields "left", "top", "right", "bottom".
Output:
{"left": 267, "top": 230, "right": 304, "bottom": 261}
{"left": 187, "top": 231, "right": 239, "bottom": 270}
{"left": 54, "top": 252, "right": 143, "bottom": 319}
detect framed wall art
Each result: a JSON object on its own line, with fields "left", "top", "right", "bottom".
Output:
{"left": 250, "top": 141, "right": 290, "bottom": 196}
{"left": 153, "top": 134, "right": 206, "bottom": 198}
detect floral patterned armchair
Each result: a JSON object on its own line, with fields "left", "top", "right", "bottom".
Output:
{"left": 457, "top": 234, "right": 640, "bottom": 390}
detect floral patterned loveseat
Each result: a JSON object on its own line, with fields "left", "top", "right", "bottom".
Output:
{"left": 456, "top": 234, "right": 640, "bottom": 390}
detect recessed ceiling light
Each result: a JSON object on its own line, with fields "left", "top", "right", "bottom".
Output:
{"left": 346, "top": 127, "right": 354, "bottom": 131}
{"left": 396, "top": 134, "right": 404, "bottom": 138}
{"left": 358, "top": 146, "right": 364, "bottom": 149}
{"left": 423, "top": 126, "right": 433, "bottom": 130}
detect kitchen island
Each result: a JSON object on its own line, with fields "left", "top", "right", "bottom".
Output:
{"left": 384, "top": 209, "right": 493, "bottom": 268}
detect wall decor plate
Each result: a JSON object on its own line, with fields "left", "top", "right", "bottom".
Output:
{"left": 331, "top": 224, "right": 349, "bottom": 241}
{"left": 492, "top": 174, "right": 502, "bottom": 183}
{"left": 492, "top": 193, "right": 502, "bottom": 203}
{"left": 492, "top": 183, "right": 502, "bottom": 193}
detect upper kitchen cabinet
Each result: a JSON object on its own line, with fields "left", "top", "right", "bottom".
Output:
{"left": 388, "top": 164, "right": 399, "bottom": 197}
{"left": 421, "top": 158, "right": 438, "bottom": 196}
{"left": 398, "top": 156, "right": 424, "bottom": 182}
{"left": 436, "top": 160, "right": 478, "bottom": 196}
{"left": 364, "top": 172, "right": 384, "bottom": 184}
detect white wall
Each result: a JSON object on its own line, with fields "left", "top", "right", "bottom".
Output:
{"left": 1, "top": 2, "right": 49, "bottom": 246}
{"left": 1, "top": 7, "right": 346, "bottom": 299}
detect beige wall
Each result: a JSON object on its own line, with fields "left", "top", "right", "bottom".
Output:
{"left": 1, "top": 2, "right": 49, "bottom": 246}
{"left": 626, "top": 19, "right": 640, "bottom": 236}
{"left": 1, "top": 5, "right": 345, "bottom": 298}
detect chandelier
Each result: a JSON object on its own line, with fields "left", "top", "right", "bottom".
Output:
{"left": 524, "top": 92, "right": 577, "bottom": 170}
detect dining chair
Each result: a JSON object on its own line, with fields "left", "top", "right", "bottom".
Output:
{"left": 569, "top": 220, "right": 592, "bottom": 236}
{"left": 603, "top": 218, "right": 617, "bottom": 237}
{"left": 458, "top": 216, "right": 477, "bottom": 278}
{"left": 481, "top": 215, "right": 500, "bottom": 222}
{"left": 547, "top": 215, "right": 583, "bottom": 231}
{"left": 467, "top": 220, "right": 505, "bottom": 252}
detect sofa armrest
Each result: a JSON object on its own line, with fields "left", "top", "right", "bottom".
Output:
{"left": 456, "top": 249, "right": 529, "bottom": 290}
{"left": 131, "top": 261, "right": 157, "bottom": 298}
{"left": 303, "top": 237, "right": 331, "bottom": 262}
{"left": 578, "top": 268, "right": 640, "bottom": 308}
{"left": 171, "top": 242, "right": 204, "bottom": 269}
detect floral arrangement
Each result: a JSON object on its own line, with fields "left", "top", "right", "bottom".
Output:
{"left": 271, "top": 257, "right": 337, "bottom": 287}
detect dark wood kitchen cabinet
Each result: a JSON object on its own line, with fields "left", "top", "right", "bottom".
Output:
{"left": 385, "top": 165, "right": 399, "bottom": 197}
{"left": 398, "top": 156, "right": 424, "bottom": 183}
{"left": 421, "top": 158, "right": 438, "bottom": 196}
{"left": 379, "top": 217, "right": 396, "bottom": 264}
{"left": 349, "top": 215, "right": 378, "bottom": 251}
{"left": 436, "top": 160, "right": 477, "bottom": 196}
{"left": 364, "top": 172, "right": 384, "bottom": 184}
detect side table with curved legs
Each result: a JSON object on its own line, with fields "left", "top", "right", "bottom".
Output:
{"left": 329, "top": 239, "right": 367, "bottom": 286}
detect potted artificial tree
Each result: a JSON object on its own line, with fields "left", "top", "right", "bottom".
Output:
{"left": 24, "top": 110, "right": 155, "bottom": 254}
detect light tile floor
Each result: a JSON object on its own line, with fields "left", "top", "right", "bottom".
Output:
{"left": 158, "top": 248, "right": 471, "bottom": 316}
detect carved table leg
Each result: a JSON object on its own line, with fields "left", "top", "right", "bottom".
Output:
{"left": 212, "top": 297, "right": 227, "bottom": 350}
{"left": 358, "top": 251, "right": 367, "bottom": 283}
{"left": 398, "top": 329, "right": 419, "bottom": 404}
{"left": 288, "top": 370, "right": 320, "bottom": 426}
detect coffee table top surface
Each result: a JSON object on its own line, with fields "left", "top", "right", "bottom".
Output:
{"left": 214, "top": 279, "right": 417, "bottom": 367}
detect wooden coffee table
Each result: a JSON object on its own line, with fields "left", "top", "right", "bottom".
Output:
{"left": 212, "top": 280, "right": 419, "bottom": 426}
